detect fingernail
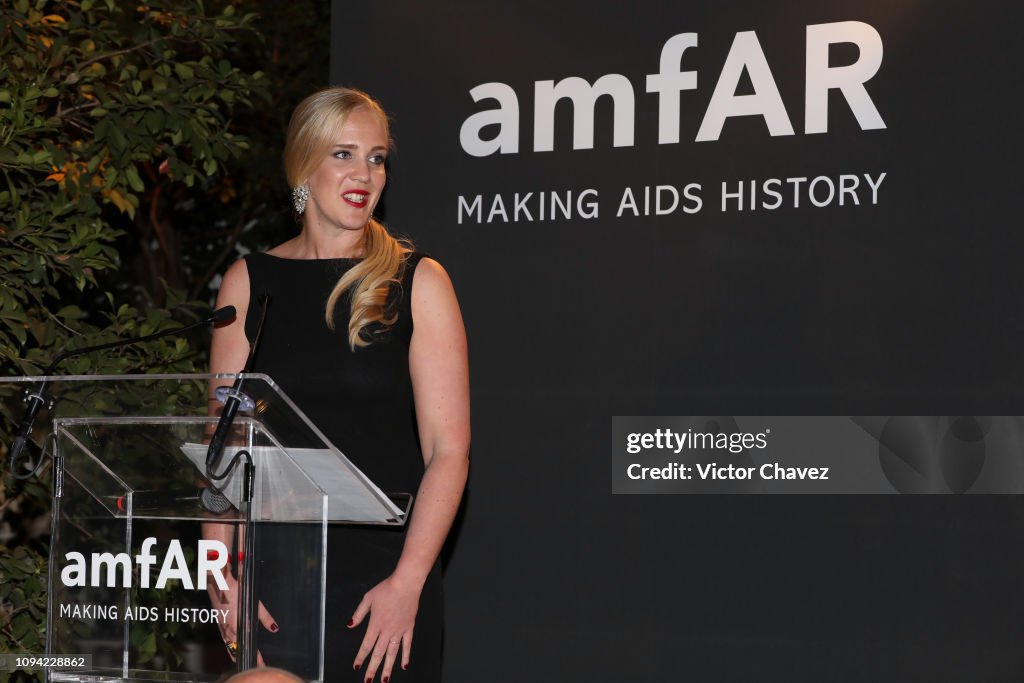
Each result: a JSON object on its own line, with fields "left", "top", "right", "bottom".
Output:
{"left": 237, "top": 551, "right": 245, "bottom": 562}
{"left": 347, "top": 618, "right": 354, "bottom": 627}
{"left": 383, "top": 677, "right": 389, "bottom": 683}
{"left": 353, "top": 663, "right": 360, "bottom": 671}
{"left": 207, "top": 550, "right": 220, "bottom": 561}
{"left": 365, "top": 678, "right": 371, "bottom": 683}
{"left": 402, "top": 663, "right": 408, "bottom": 671}
{"left": 270, "top": 623, "right": 278, "bottom": 633}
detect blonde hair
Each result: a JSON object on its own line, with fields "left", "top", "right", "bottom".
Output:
{"left": 284, "top": 87, "right": 412, "bottom": 349}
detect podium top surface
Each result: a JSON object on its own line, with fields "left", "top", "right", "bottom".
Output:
{"left": 2, "top": 373, "right": 406, "bottom": 524}
{"left": 3, "top": 372, "right": 321, "bottom": 442}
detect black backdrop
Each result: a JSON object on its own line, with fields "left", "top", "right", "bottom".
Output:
{"left": 332, "top": 2, "right": 1024, "bottom": 680}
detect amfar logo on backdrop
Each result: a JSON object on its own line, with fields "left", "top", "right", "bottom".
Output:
{"left": 459, "top": 21, "right": 885, "bottom": 156}
{"left": 454, "top": 20, "right": 889, "bottom": 225}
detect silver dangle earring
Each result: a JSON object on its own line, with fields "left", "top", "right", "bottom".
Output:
{"left": 291, "top": 183, "right": 309, "bottom": 214}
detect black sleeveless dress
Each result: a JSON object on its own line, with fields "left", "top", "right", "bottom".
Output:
{"left": 242, "top": 252, "right": 443, "bottom": 683}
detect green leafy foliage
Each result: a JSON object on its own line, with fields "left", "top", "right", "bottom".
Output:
{"left": 0, "top": 0, "right": 276, "bottom": 671}
{"left": 0, "top": 0, "right": 267, "bottom": 374}
{"left": 0, "top": 543, "right": 47, "bottom": 682}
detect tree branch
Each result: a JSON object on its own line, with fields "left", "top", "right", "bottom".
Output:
{"left": 45, "top": 309, "right": 81, "bottom": 337}
{"left": 189, "top": 206, "right": 250, "bottom": 300}
{"left": 55, "top": 101, "right": 101, "bottom": 118}
{"left": 77, "top": 37, "right": 169, "bottom": 70}
{"left": 63, "top": 117, "right": 94, "bottom": 136}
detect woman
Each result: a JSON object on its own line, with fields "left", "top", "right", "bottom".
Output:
{"left": 208, "top": 87, "right": 470, "bottom": 683}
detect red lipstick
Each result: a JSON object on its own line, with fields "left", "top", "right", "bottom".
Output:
{"left": 342, "top": 190, "right": 369, "bottom": 207}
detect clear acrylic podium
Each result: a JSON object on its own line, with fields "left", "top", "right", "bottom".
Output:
{"left": 1, "top": 373, "right": 407, "bottom": 683}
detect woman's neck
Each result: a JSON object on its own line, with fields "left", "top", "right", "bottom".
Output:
{"left": 275, "top": 225, "right": 366, "bottom": 259}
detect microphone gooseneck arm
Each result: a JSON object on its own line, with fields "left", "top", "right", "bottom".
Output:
{"left": 42, "top": 305, "right": 237, "bottom": 377}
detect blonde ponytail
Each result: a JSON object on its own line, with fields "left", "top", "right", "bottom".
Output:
{"left": 325, "top": 220, "right": 413, "bottom": 349}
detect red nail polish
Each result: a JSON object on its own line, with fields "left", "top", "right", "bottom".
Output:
{"left": 365, "top": 678, "right": 371, "bottom": 683}
{"left": 347, "top": 618, "right": 354, "bottom": 627}
{"left": 207, "top": 550, "right": 220, "bottom": 561}
{"left": 402, "top": 663, "right": 408, "bottom": 671}
{"left": 237, "top": 551, "right": 245, "bottom": 562}
{"left": 353, "top": 664, "right": 360, "bottom": 671}
{"left": 270, "top": 623, "right": 278, "bottom": 633}
{"left": 383, "top": 677, "right": 389, "bottom": 683}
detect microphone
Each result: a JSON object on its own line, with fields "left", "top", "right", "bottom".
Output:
{"left": 7, "top": 392, "right": 53, "bottom": 478}
{"left": 115, "top": 487, "right": 232, "bottom": 515}
{"left": 43, "top": 305, "right": 237, "bottom": 376}
{"left": 206, "top": 295, "right": 271, "bottom": 475}
{"left": 7, "top": 306, "right": 237, "bottom": 478}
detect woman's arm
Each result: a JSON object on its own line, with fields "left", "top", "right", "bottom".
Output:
{"left": 210, "top": 258, "right": 252, "bottom": 383}
{"left": 202, "top": 258, "right": 278, "bottom": 654}
{"left": 350, "top": 257, "right": 471, "bottom": 682}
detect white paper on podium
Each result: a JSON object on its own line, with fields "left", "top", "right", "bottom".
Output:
{"left": 180, "top": 443, "right": 404, "bottom": 522}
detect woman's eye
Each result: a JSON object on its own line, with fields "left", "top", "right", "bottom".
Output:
{"left": 334, "top": 150, "right": 352, "bottom": 160}
{"left": 369, "top": 154, "right": 387, "bottom": 166}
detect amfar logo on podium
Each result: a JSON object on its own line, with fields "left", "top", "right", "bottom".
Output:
{"left": 60, "top": 537, "right": 229, "bottom": 590}
{"left": 460, "top": 21, "right": 885, "bottom": 156}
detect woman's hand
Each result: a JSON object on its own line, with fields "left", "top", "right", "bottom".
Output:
{"left": 207, "top": 569, "right": 277, "bottom": 666}
{"left": 349, "top": 575, "right": 422, "bottom": 682}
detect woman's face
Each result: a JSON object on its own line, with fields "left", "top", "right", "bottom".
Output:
{"left": 304, "top": 107, "right": 389, "bottom": 233}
